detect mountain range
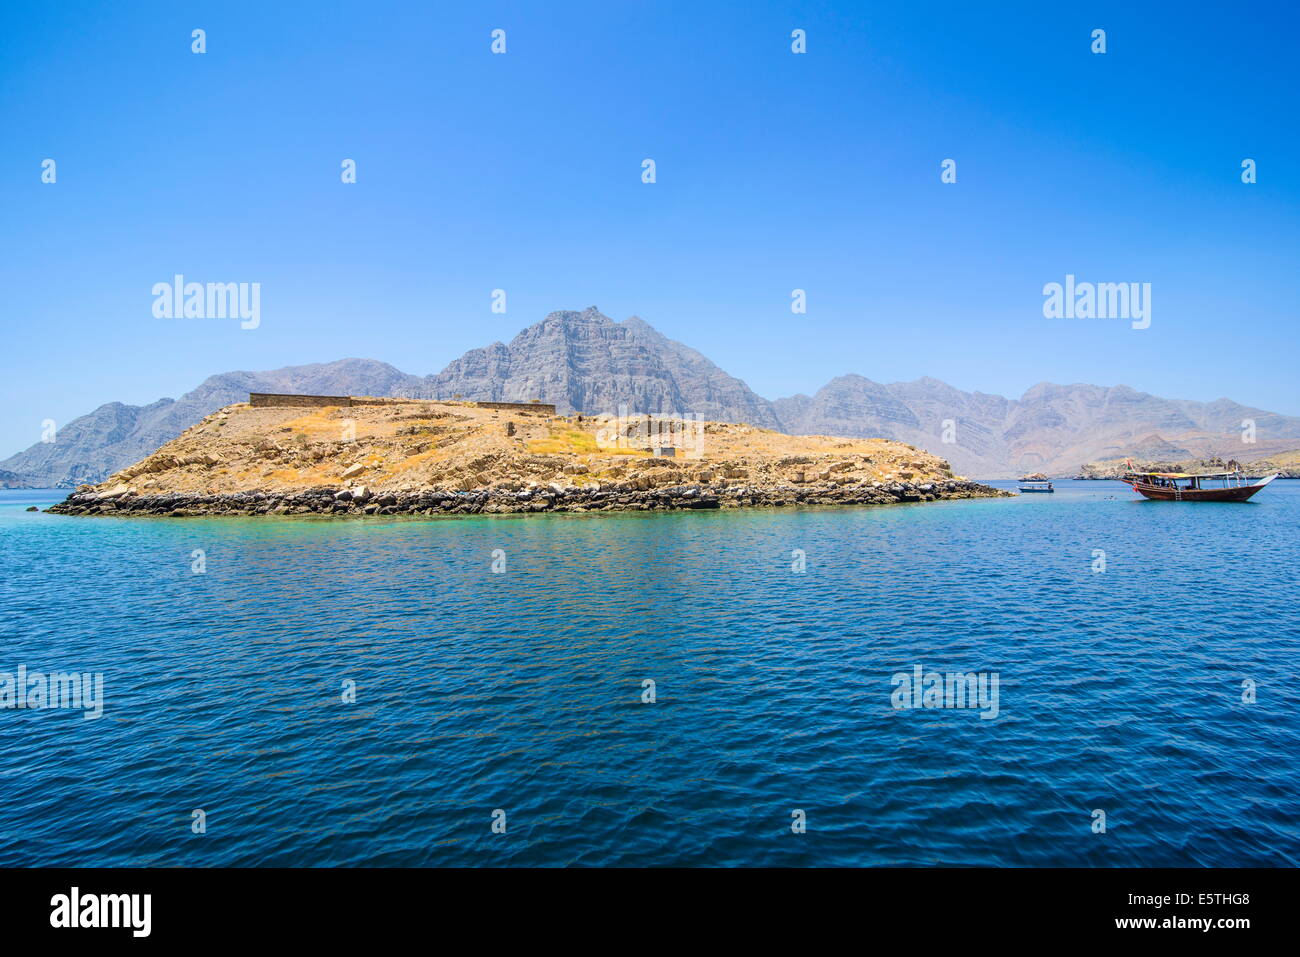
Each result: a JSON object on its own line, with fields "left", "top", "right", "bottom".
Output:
{"left": 5, "top": 306, "right": 1298, "bottom": 484}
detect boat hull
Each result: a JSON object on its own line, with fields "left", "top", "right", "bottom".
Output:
{"left": 1129, "top": 475, "right": 1278, "bottom": 502}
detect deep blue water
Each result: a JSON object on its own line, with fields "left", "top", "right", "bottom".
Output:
{"left": 1, "top": 481, "right": 1296, "bottom": 867}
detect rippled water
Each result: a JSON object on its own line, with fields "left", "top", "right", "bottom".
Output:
{"left": 1, "top": 482, "right": 1296, "bottom": 866}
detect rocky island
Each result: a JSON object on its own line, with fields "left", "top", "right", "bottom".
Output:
{"left": 48, "top": 397, "right": 1008, "bottom": 517}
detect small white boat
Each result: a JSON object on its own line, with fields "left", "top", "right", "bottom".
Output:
{"left": 1017, "top": 478, "right": 1054, "bottom": 493}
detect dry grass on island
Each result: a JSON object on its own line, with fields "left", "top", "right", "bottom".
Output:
{"left": 49, "top": 399, "right": 1008, "bottom": 516}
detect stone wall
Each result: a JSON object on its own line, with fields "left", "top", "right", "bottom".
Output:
{"left": 474, "top": 400, "right": 557, "bottom": 415}
{"left": 249, "top": 393, "right": 353, "bottom": 408}
{"left": 349, "top": 396, "right": 420, "bottom": 407}
{"left": 247, "top": 393, "right": 556, "bottom": 414}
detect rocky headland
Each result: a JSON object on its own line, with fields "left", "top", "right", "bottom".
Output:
{"left": 47, "top": 399, "right": 1008, "bottom": 517}
{"left": 1076, "top": 450, "right": 1300, "bottom": 480}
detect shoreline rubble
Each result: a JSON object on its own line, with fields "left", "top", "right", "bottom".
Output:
{"left": 47, "top": 478, "right": 1008, "bottom": 517}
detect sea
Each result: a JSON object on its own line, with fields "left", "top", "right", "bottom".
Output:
{"left": 1, "top": 481, "right": 1296, "bottom": 866}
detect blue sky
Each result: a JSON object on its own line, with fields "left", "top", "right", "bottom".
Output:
{"left": 2, "top": 0, "right": 1297, "bottom": 457}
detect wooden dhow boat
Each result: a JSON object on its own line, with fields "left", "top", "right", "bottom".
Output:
{"left": 1121, "top": 459, "right": 1279, "bottom": 502}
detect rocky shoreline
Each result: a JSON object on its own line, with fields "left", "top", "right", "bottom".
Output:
{"left": 47, "top": 478, "right": 1007, "bottom": 517}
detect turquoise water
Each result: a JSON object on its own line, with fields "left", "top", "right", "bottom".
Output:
{"left": 1, "top": 482, "right": 1296, "bottom": 866}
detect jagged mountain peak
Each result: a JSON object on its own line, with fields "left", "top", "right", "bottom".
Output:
{"left": 426, "top": 308, "right": 781, "bottom": 427}
{"left": 532, "top": 305, "right": 610, "bottom": 326}
{"left": 814, "top": 372, "right": 886, "bottom": 391}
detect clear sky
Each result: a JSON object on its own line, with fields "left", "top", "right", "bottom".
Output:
{"left": 2, "top": 0, "right": 1297, "bottom": 457}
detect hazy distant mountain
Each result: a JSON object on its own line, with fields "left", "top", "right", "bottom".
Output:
{"left": 0, "top": 359, "right": 428, "bottom": 487}
{"left": 774, "top": 376, "right": 1300, "bottom": 477}
{"left": 774, "top": 375, "right": 1017, "bottom": 477}
{"left": 3, "top": 308, "right": 1297, "bottom": 485}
